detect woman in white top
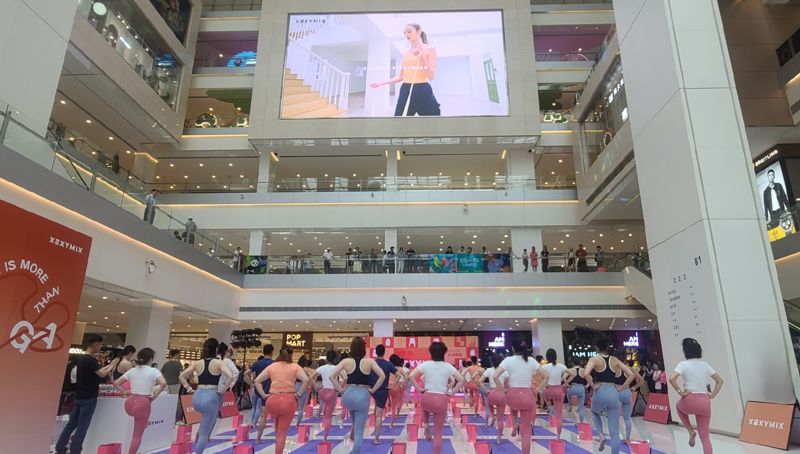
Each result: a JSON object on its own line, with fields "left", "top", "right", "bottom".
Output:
{"left": 493, "top": 339, "right": 548, "bottom": 454}
{"left": 652, "top": 363, "right": 664, "bottom": 393}
{"left": 310, "top": 350, "right": 340, "bottom": 441}
{"left": 541, "top": 348, "right": 568, "bottom": 438}
{"left": 669, "top": 338, "right": 723, "bottom": 454}
{"left": 114, "top": 348, "right": 167, "bottom": 454}
{"left": 481, "top": 353, "right": 509, "bottom": 444}
{"left": 408, "top": 342, "right": 465, "bottom": 454}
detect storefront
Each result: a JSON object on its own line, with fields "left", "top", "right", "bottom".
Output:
{"left": 563, "top": 328, "right": 663, "bottom": 367}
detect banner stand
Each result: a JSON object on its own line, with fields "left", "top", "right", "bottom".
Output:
{"left": 739, "top": 401, "right": 796, "bottom": 450}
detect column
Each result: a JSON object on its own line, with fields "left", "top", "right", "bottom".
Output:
{"left": 249, "top": 230, "right": 264, "bottom": 255}
{"left": 364, "top": 39, "right": 391, "bottom": 116}
{"left": 125, "top": 300, "right": 174, "bottom": 363}
{"left": 386, "top": 150, "right": 398, "bottom": 191}
{"left": 0, "top": 1, "right": 77, "bottom": 133}
{"left": 530, "top": 318, "right": 563, "bottom": 362}
{"left": 132, "top": 152, "right": 158, "bottom": 184}
{"left": 256, "top": 151, "right": 274, "bottom": 193}
{"left": 208, "top": 320, "right": 240, "bottom": 345}
{"left": 506, "top": 149, "right": 536, "bottom": 189}
{"left": 510, "top": 227, "right": 542, "bottom": 273}
{"left": 373, "top": 319, "right": 394, "bottom": 338}
{"left": 615, "top": 0, "right": 798, "bottom": 433}
{"left": 384, "top": 228, "right": 398, "bottom": 252}
{"left": 72, "top": 321, "right": 87, "bottom": 346}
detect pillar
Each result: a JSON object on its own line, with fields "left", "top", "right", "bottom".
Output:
{"left": 0, "top": 1, "right": 77, "bottom": 133}
{"left": 373, "top": 319, "right": 394, "bottom": 338}
{"left": 386, "top": 150, "right": 398, "bottom": 191}
{"left": 72, "top": 321, "right": 87, "bottom": 347}
{"left": 615, "top": 0, "right": 798, "bottom": 433}
{"left": 384, "top": 228, "right": 398, "bottom": 252}
{"left": 208, "top": 320, "right": 240, "bottom": 345}
{"left": 530, "top": 318, "right": 563, "bottom": 363}
{"left": 125, "top": 300, "right": 174, "bottom": 363}
{"left": 132, "top": 152, "right": 158, "bottom": 185}
{"left": 506, "top": 150, "right": 535, "bottom": 177}
{"left": 257, "top": 151, "right": 273, "bottom": 193}
{"left": 249, "top": 230, "right": 264, "bottom": 255}
{"left": 364, "top": 39, "right": 391, "bottom": 116}
{"left": 510, "top": 228, "right": 542, "bottom": 273}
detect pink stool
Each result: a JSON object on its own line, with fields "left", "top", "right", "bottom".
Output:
{"left": 413, "top": 413, "right": 422, "bottom": 426}
{"left": 233, "top": 445, "right": 254, "bottom": 454}
{"left": 317, "top": 441, "right": 333, "bottom": 454}
{"left": 232, "top": 414, "right": 243, "bottom": 427}
{"left": 474, "top": 441, "right": 491, "bottom": 454}
{"left": 392, "top": 442, "right": 407, "bottom": 454}
{"left": 305, "top": 405, "right": 313, "bottom": 417}
{"left": 629, "top": 440, "right": 651, "bottom": 454}
{"left": 461, "top": 414, "right": 469, "bottom": 425}
{"left": 407, "top": 423, "right": 419, "bottom": 441}
{"left": 578, "top": 422, "right": 593, "bottom": 441}
{"left": 466, "top": 424, "right": 477, "bottom": 442}
{"left": 234, "top": 425, "right": 249, "bottom": 442}
{"left": 549, "top": 439, "right": 566, "bottom": 454}
{"left": 369, "top": 413, "right": 376, "bottom": 427}
{"left": 97, "top": 444, "right": 122, "bottom": 454}
{"left": 176, "top": 425, "right": 192, "bottom": 442}
{"left": 297, "top": 425, "right": 310, "bottom": 443}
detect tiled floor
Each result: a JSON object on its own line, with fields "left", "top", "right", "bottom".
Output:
{"left": 146, "top": 399, "right": 800, "bottom": 453}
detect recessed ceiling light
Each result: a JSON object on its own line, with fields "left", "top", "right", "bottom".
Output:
{"left": 228, "top": 163, "right": 233, "bottom": 167}
{"left": 85, "top": 119, "right": 92, "bottom": 124}
{"left": 87, "top": 305, "right": 92, "bottom": 308}
{"left": 199, "top": 163, "right": 204, "bottom": 167}
{"left": 60, "top": 100, "right": 67, "bottom": 105}
{"left": 211, "top": 175, "right": 216, "bottom": 178}
{"left": 169, "top": 163, "right": 174, "bottom": 167}
{"left": 558, "top": 159, "right": 563, "bottom": 163}
{"left": 108, "top": 136, "right": 114, "bottom": 141}
{"left": 239, "top": 174, "right": 244, "bottom": 178}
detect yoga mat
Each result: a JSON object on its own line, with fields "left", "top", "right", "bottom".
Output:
{"left": 357, "top": 440, "right": 394, "bottom": 454}
{"left": 532, "top": 427, "right": 593, "bottom": 454}
{"left": 148, "top": 437, "right": 229, "bottom": 454}
{"left": 415, "top": 439, "right": 456, "bottom": 454}
{"left": 487, "top": 440, "right": 522, "bottom": 454}
{"left": 371, "top": 425, "right": 404, "bottom": 437}
{"left": 288, "top": 440, "right": 342, "bottom": 453}
{"left": 301, "top": 416, "right": 323, "bottom": 424}
{"left": 213, "top": 439, "right": 276, "bottom": 454}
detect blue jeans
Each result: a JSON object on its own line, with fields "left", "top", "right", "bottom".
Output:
{"left": 251, "top": 391, "right": 264, "bottom": 426}
{"left": 567, "top": 384, "right": 586, "bottom": 422}
{"left": 55, "top": 397, "right": 98, "bottom": 454}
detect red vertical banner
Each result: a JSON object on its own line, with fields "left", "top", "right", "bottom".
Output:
{"left": 643, "top": 393, "right": 671, "bottom": 424}
{"left": 0, "top": 200, "right": 92, "bottom": 454}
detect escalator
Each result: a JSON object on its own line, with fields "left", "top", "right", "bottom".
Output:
{"left": 784, "top": 300, "right": 800, "bottom": 367}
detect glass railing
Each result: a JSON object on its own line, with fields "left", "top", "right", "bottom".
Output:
{"left": 149, "top": 175, "right": 577, "bottom": 193}
{"left": 202, "top": 0, "right": 261, "bottom": 12}
{"left": 0, "top": 103, "right": 236, "bottom": 265}
{"left": 76, "top": 0, "right": 182, "bottom": 110}
{"left": 183, "top": 113, "right": 250, "bottom": 129}
{"left": 243, "top": 252, "right": 631, "bottom": 275}
{"left": 193, "top": 54, "right": 257, "bottom": 69}
{"left": 535, "top": 52, "right": 599, "bottom": 63}
{"left": 609, "top": 252, "right": 651, "bottom": 276}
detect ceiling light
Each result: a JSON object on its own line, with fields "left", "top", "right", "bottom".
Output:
{"left": 169, "top": 163, "right": 174, "bottom": 167}
{"left": 228, "top": 163, "right": 233, "bottom": 167}
{"left": 184, "top": 175, "right": 188, "bottom": 179}
{"left": 353, "top": 173, "right": 357, "bottom": 177}
{"left": 60, "top": 100, "right": 66, "bottom": 105}
{"left": 211, "top": 175, "right": 216, "bottom": 178}
{"left": 108, "top": 136, "right": 114, "bottom": 141}
{"left": 219, "top": 53, "right": 224, "bottom": 58}
{"left": 240, "top": 174, "right": 244, "bottom": 178}
{"left": 599, "top": 233, "right": 604, "bottom": 237}
{"left": 629, "top": 233, "right": 633, "bottom": 237}
{"left": 558, "top": 159, "right": 563, "bottom": 163}
{"left": 120, "top": 311, "right": 125, "bottom": 315}
{"left": 87, "top": 305, "right": 92, "bottom": 308}
{"left": 199, "top": 163, "right": 204, "bottom": 167}
{"left": 85, "top": 119, "right": 92, "bottom": 124}
{"left": 466, "top": 172, "right": 472, "bottom": 176}
{"left": 208, "top": 107, "right": 214, "bottom": 111}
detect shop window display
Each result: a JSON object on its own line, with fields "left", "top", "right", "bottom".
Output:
{"left": 77, "top": 0, "right": 183, "bottom": 110}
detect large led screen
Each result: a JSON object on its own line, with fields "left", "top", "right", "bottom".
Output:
{"left": 756, "top": 161, "right": 796, "bottom": 241}
{"left": 280, "top": 11, "right": 509, "bottom": 119}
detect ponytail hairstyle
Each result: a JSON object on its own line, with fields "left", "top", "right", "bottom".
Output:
{"left": 511, "top": 337, "right": 529, "bottom": 362}
{"left": 407, "top": 23, "right": 428, "bottom": 45}
{"left": 545, "top": 348, "right": 558, "bottom": 364}
{"left": 135, "top": 348, "right": 155, "bottom": 366}
{"left": 217, "top": 342, "right": 229, "bottom": 358}
{"left": 277, "top": 346, "right": 294, "bottom": 363}
{"left": 202, "top": 338, "right": 220, "bottom": 359}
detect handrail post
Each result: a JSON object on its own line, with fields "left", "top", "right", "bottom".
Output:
{"left": 0, "top": 104, "right": 11, "bottom": 144}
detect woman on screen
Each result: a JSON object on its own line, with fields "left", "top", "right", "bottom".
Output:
{"left": 369, "top": 23, "right": 441, "bottom": 116}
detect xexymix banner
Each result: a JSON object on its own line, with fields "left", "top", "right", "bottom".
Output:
{"left": 0, "top": 200, "right": 92, "bottom": 453}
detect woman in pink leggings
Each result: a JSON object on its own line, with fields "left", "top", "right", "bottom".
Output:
{"left": 114, "top": 348, "right": 166, "bottom": 454}
{"left": 541, "top": 348, "right": 568, "bottom": 438}
{"left": 388, "top": 354, "right": 407, "bottom": 428}
{"left": 408, "top": 342, "right": 465, "bottom": 454}
{"left": 254, "top": 347, "right": 310, "bottom": 454}
{"left": 493, "top": 339, "right": 548, "bottom": 454}
{"left": 481, "top": 353, "right": 508, "bottom": 444}
{"left": 311, "top": 350, "right": 339, "bottom": 440}
{"left": 669, "top": 338, "right": 723, "bottom": 454}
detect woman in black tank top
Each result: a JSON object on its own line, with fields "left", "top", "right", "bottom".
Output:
{"left": 584, "top": 337, "right": 633, "bottom": 454}
{"left": 565, "top": 359, "right": 589, "bottom": 423}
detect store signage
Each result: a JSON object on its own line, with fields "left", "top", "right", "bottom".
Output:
{"left": 739, "top": 401, "right": 795, "bottom": 449}
{"left": 283, "top": 332, "right": 312, "bottom": 350}
{"left": 623, "top": 332, "right": 640, "bottom": 347}
{"left": 0, "top": 200, "right": 92, "bottom": 454}
{"left": 753, "top": 149, "right": 780, "bottom": 170}
{"left": 643, "top": 393, "right": 671, "bottom": 424}
{"left": 488, "top": 333, "right": 506, "bottom": 348}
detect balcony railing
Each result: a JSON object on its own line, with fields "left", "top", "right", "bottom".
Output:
{"left": 535, "top": 52, "right": 599, "bottom": 63}
{"left": 0, "top": 104, "right": 237, "bottom": 265}
{"left": 239, "top": 252, "right": 633, "bottom": 275}
{"left": 202, "top": 0, "right": 261, "bottom": 12}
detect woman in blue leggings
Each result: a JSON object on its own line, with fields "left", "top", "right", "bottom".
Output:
{"left": 584, "top": 337, "right": 633, "bottom": 454}
{"left": 179, "top": 338, "right": 233, "bottom": 454}
{"left": 565, "top": 358, "right": 589, "bottom": 423}
{"left": 614, "top": 355, "right": 644, "bottom": 443}
{"left": 331, "top": 338, "right": 385, "bottom": 453}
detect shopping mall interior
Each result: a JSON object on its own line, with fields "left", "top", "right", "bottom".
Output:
{"left": 2, "top": 0, "right": 800, "bottom": 453}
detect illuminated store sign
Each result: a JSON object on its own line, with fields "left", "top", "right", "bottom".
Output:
{"left": 623, "top": 332, "right": 640, "bottom": 347}
{"left": 488, "top": 333, "right": 506, "bottom": 348}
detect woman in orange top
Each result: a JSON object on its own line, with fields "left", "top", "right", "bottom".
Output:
{"left": 254, "top": 346, "right": 310, "bottom": 454}
{"left": 466, "top": 357, "right": 483, "bottom": 413}
{"left": 369, "top": 23, "right": 440, "bottom": 117}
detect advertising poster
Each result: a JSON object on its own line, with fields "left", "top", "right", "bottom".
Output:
{"left": 755, "top": 161, "right": 796, "bottom": 241}
{"left": 281, "top": 11, "right": 509, "bottom": 118}
{"left": 456, "top": 253, "right": 483, "bottom": 273}
{"left": 219, "top": 391, "right": 239, "bottom": 418}
{"left": 739, "top": 401, "right": 795, "bottom": 449}
{"left": 0, "top": 200, "right": 92, "bottom": 454}
{"left": 429, "top": 254, "right": 457, "bottom": 273}
{"left": 643, "top": 393, "right": 671, "bottom": 424}
{"left": 243, "top": 255, "right": 268, "bottom": 274}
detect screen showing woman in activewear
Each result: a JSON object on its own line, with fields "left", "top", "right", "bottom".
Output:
{"left": 280, "top": 11, "right": 509, "bottom": 119}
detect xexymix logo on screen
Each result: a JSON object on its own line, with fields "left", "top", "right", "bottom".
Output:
{"left": 281, "top": 11, "right": 509, "bottom": 119}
